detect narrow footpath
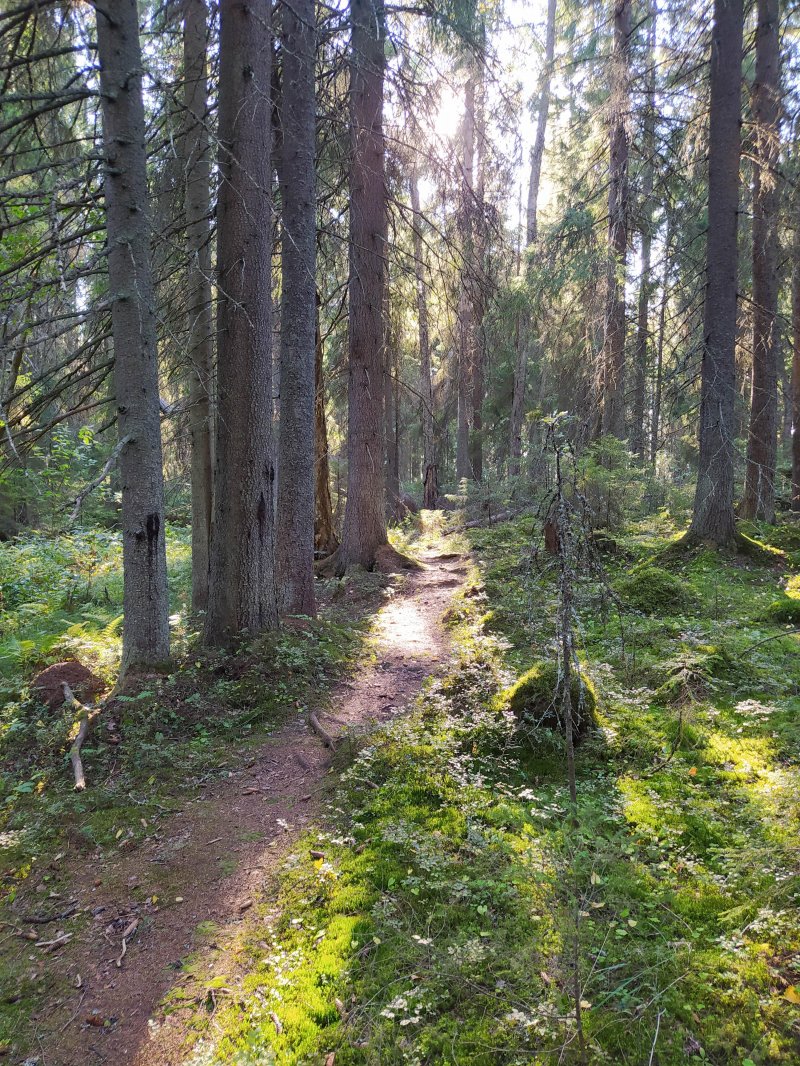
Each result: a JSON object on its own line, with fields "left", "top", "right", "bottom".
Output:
{"left": 44, "top": 547, "right": 466, "bottom": 1065}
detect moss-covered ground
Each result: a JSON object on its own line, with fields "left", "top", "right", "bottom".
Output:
{"left": 174, "top": 512, "right": 800, "bottom": 1065}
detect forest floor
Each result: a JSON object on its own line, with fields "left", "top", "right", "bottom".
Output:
{"left": 3, "top": 510, "right": 800, "bottom": 1065}
{"left": 0, "top": 532, "right": 467, "bottom": 1065}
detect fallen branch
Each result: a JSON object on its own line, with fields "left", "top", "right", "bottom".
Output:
{"left": 309, "top": 712, "right": 336, "bottom": 750}
{"left": 63, "top": 682, "right": 99, "bottom": 791}
{"left": 17, "top": 902, "right": 79, "bottom": 925}
{"left": 461, "top": 508, "right": 520, "bottom": 530}
{"left": 68, "top": 434, "right": 131, "bottom": 522}
{"left": 36, "top": 932, "right": 73, "bottom": 952}
{"left": 116, "top": 917, "right": 139, "bottom": 967}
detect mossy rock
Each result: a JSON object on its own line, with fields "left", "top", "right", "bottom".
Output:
{"left": 616, "top": 565, "right": 694, "bottom": 615}
{"left": 764, "top": 595, "right": 800, "bottom": 625}
{"left": 501, "top": 661, "right": 598, "bottom": 742}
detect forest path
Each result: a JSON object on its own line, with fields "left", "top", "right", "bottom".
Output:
{"left": 48, "top": 544, "right": 466, "bottom": 1066}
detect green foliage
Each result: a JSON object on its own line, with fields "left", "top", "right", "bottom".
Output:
{"left": 579, "top": 437, "right": 644, "bottom": 531}
{"left": 501, "top": 660, "right": 597, "bottom": 739}
{"left": 764, "top": 595, "right": 800, "bottom": 625}
{"left": 616, "top": 564, "right": 695, "bottom": 615}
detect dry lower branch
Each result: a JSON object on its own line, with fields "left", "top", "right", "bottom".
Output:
{"left": 68, "top": 434, "right": 131, "bottom": 522}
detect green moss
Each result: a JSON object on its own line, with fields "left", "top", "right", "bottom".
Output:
{"left": 616, "top": 564, "right": 695, "bottom": 615}
{"left": 501, "top": 660, "right": 597, "bottom": 739}
{"left": 764, "top": 594, "right": 800, "bottom": 624}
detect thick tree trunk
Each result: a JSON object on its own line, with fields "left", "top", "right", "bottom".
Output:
{"left": 337, "top": 0, "right": 388, "bottom": 570}
{"left": 276, "top": 0, "right": 316, "bottom": 616}
{"left": 205, "top": 0, "right": 277, "bottom": 642}
{"left": 470, "top": 63, "right": 486, "bottom": 483}
{"left": 456, "top": 74, "right": 475, "bottom": 481}
{"left": 631, "top": 2, "right": 656, "bottom": 459}
{"left": 410, "top": 169, "right": 437, "bottom": 507}
{"left": 182, "top": 0, "right": 213, "bottom": 613}
{"left": 601, "top": 0, "right": 632, "bottom": 440}
{"left": 741, "top": 0, "right": 780, "bottom": 522}
{"left": 314, "top": 302, "right": 338, "bottom": 555}
{"left": 792, "top": 217, "right": 800, "bottom": 511}
{"left": 95, "top": 0, "right": 170, "bottom": 674}
{"left": 689, "top": 0, "right": 743, "bottom": 546}
{"left": 510, "top": 0, "right": 556, "bottom": 477}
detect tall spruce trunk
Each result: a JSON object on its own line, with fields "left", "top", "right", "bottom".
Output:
{"left": 470, "top": 63, "right": 486, "bottom": 483}
{"left": 337, "top": 0, "right": 388, "bottom": 570}
{"left": 689, "top": 0, "right": 743, "bottom": 545}
{"left": 509, "top": 0, "right": 556, "bottom": 478}
{"left": 456, "top": 74, "right": 475, "bottom": 481}
{"left": 792, "top": 215, "right": 800, "bottom": 511}
{"left": 205, "top": 0, "right": 277, "bottom": 642}
{"left": 650, "top": 215, "right": 671, "bottom": 468}
{"left": 95, "top": 0, "right": 170, "bottom": 673}
{"left": 182, "top": 0, "right": 213, "bottom": 613}
{"left": 741, "top": 0, "right": 780, "bottom": 522}
{"left": 410, "top": 169, "right": 437, "bottom": 507}
{"left": 276, "top": 0, "right": 317, "bottom": 615}
{"left": 314, "top": 300, "right": 339, "bottom": 555}
{"left": 601, "top": 0, "right": 632, "bottom": 440}
{"left": 631, "top": 2, "right": 657, "bottom": 458}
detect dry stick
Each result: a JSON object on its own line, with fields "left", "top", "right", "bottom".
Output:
{"left": 62, "top": 682, "right": 98, "bottom": 791}
{"left": 309, "top": 711, "right": 337, "bottom": 750}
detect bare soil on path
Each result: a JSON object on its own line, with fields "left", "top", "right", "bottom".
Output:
{"left": 23, "top": 547, "right": 465, "bottom": 1066}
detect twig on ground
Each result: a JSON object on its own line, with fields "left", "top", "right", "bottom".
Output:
{"left": 309, "top": 711, "right": 337, "bottom": 750}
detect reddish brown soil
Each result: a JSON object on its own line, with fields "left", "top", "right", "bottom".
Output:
{"left": 31, "top": 660, "right": 105, "bottom": 711}
{"left": 18, "top": 548, "right": 464, "bottom": 1066}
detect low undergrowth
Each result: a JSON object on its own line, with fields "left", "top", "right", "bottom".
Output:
{"left": 175, "top": 513, "right": 800, "bottom": 1064}
{"left": 0, "top": 526, "right": 388, "bottom": 1056}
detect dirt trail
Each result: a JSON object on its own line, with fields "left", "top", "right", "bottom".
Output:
{"left": 35, "top": 547, "right": 464, "bottom": 1066}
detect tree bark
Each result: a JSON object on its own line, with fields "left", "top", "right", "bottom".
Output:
{"left": 384, "top": 304, "right": 400, "bottom": 518}
{"left": 510, "top": 0, "right": 556, "bottom": 477}
{"left": 650, "top": 214, "right": 670, "bottom": 468}
{"left": 741, "top": 0, "right": 780, "bottom": 522}
{"left": 337, "top": 0, "right": 388, "bottom": 571}
{"left": 601, "top": 0, "right": 632, "bottom": 440}
{"left": 314, "top": 300, "right": 338, "bottom": 555}
{"left": 792, "top": 206, "right": 800, "bottom": 512}
{"left": 456, "top": 74, "right": 475, "bottom": 482}
{"left": 205, "top": 0, "right": 277, "bottom": 642}
{"left": 470, "top": 60, "right": 486, "bottom": 483}
{"left": 182, "top": 0, "right": 213, "bottom": 613}
{"left": 95, "top": 0, "right": 170, "bottom": 673}
{"left": 689, "top": 0, "right": 743, "bottom": 546}
{"left": 410, "top": 168, "right": 437, "bottom": 507}
{"left": 276, "top": 0, "right": 317, "bottom": 616}
{"left": 631, "top": 1, "right": 656, "bottom": 459}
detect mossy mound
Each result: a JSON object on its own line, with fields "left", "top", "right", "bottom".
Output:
{"left": 502, "top": 661, "right": 597, "bottom": 741}
{"left": 764, "top": 595, "right": 800, "bottom": 625}
{"left": 616, "top": 564, "right": 694, "bottom": 615}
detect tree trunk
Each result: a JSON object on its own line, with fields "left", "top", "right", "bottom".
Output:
{"left": 205, "top": 0, "right": 277, "bottom": 642}
{"left": 631, "top": 1, "right": 656, "bottom": 459}
{"left": 510, "top": 0, "right": 556, "bottom": 477}
{"left": 456, "top": 74, "right": 475, "bottom": 482}
{"left": 276, "top": 0, "right": 316, "bottom": 616}
{"left": 384, "top": 308, "right": 400, "bottom": 518}
{"left": 470, "top": 61, "right": 486, "bottom": 484}
{"left": 689, "top": 0, "right": 743, "bottom": 546}
{"left": 792, "top": 209, "right": 800, "bottom": 511}
{"left": 182, "top": 0, "right": 213, "bottom": 613}
{"left": 337, "top": 0, "right": 388, "bottom": 570}
{"left": 410, "top": 169, "right": 437, "bottom": 507}
{"left": 526, "top": 0, "right": 556, "bottom": 249}
{"left": 95, "top": 0, "right": 170, "bottom": 674}
{"left": 650, "top": 215, "right": 670, "bottom": 468}
{"left": 314, "top": 301, "right": 338, "bottom": 555}
{"left": 601, "top": 0, "right": 632, "bottom": 440}
{"left": 741, "top": 0, "right": 780, "bottom": 522}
